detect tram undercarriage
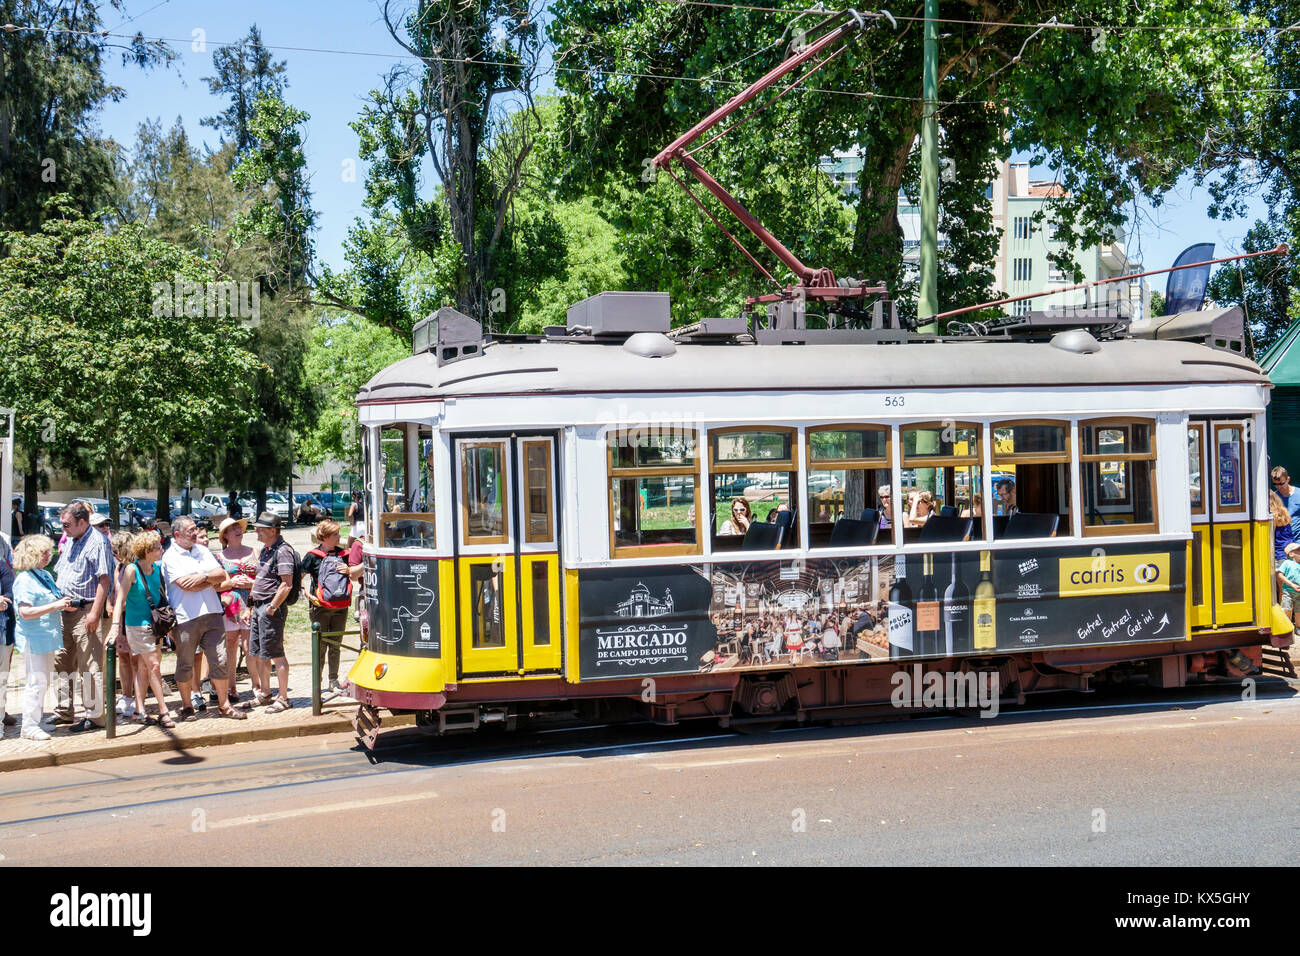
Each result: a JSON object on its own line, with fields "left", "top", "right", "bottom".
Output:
{"left": 348, "top": 629, "right": 1285, "bottom": 746}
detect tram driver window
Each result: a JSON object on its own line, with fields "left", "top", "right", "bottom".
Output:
{"left": 608, "top": 429, "right": 701, "bottom": 558}
{"left": 991, "top": 421, "right": 1071, "bottom": 538}
{"left": 899, "top": 422, "right": 982, "bottom": 542}
{"left": 1080, "top": 420, "right": 1158, "bottom": 535}
{"left": 806, "top": 426, "right": 890, "bottom": 548}
{"left": 709, "top": 427, "right": 798, "bottom": 551}
{"left": 378, "top": 424, "right": 439, "bottom": 549}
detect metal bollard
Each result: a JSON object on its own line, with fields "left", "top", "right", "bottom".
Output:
{"left": 311, "top": 620, "right": 321, "bottom": 717}
{"left": 105, "top": 640, "right": 116, "bottom": 740}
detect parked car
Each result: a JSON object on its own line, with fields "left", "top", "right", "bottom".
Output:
{"left": 313, "top": 491, "right": 338, "bottom": 517}
{"left": 72, "top": 496, "right": 112, "bottom": 517}
{"left": 37, "top": 501, "right": 65, "bottom": 536}
{"left": 292, "top": 493, "right": 325, "bottom": 524}
{"left": 266, "top": 492, "right": 291, "bottom": 520}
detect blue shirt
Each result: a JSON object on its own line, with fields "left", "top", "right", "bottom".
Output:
{"left": 13, "top": 569, "right": 64, "bottom": 655}
{"left": 1282, "top": 489, "right": 1300, "bottom": 540}
{"left": 54, "top": 528, "right": 111, "bottom": 602}
{"left": 1276, "top": 522, "right": 1296, "bottom": 561}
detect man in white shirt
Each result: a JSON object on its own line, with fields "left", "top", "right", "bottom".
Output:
{"left": 161, "top": 516, "right": 246, "bottom": 721}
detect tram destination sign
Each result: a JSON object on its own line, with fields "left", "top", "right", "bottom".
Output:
{"left": 364, "top": 553, "right": 441, "bottom": 658}
{"left": 575, "top": 542, "right": 1186, "bottom": 681}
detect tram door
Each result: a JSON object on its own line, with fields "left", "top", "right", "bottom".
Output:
{"left": 453, "top": 435, "right": 563, "bottom": 677}
{"left": 1188, "top": 419, "right": 1254, "bottom": 629}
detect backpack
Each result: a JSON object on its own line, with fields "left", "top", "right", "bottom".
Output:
{"left": 308, "top": 546, "right": 352, "bottom": 609}
{"left": 276, "top": 541, "right": 303, "bottom": 606}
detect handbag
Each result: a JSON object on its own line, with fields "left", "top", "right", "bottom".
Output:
{"left": 137, "top": 562, "right": 177, "bottom": 638}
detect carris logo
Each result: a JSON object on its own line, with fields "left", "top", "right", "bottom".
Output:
{"left": 50, "top": 886, "right": 151, "bottom": 936}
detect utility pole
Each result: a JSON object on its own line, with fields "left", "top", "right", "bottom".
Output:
{"left": 918, "top": 0, "right": 939, "bottom": 333}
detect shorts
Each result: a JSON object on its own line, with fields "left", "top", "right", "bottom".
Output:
{"left": 125, "top": 625, "right": 158, "bottom": 655}
{"left": 173, "top": 612, "right": 228, "bottom": 682}
{"left": 250, "top": 603, "right": 287, "bottom": 659}
{"left": 1283, "top": 588, "right": 1295, "bottom": 612}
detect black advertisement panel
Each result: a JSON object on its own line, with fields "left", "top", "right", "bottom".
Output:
{"left": 578, "top": 565, "right": 718, "bottom": 678}
{"left": 365, "top": 553, "right": 442, "bottom": 658}
{"left": 576, "top": 542, "right": 1187, "bottom": 681}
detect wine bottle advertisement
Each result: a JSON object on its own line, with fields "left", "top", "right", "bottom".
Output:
{"left": 576, "top": 541, "right": 1187, "bottom": 680}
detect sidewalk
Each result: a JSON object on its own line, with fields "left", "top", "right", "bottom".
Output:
{"left": 0, "top": 620, "right": 410, "bottom": 773}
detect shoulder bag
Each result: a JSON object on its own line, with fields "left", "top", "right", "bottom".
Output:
{"left": 137, "top": 561, "right": 177, "bottom": 638}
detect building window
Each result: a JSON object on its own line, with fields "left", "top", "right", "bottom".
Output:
{"left": 1013, "top": 216, "right": 1032, "bottom": 241}
{"left": 1079, "top": 419, "right": 1158, "bottom": 535}
{"left": 608, "top": 429, "right": 701, "bottom": 558}
{"left": 1013, "top": 258, "right": 1033, "bottom": 283}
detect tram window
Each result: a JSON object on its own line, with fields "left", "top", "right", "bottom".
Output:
{"left": 522, "top": 440, "right": 554, "bottom": 543}
{"left": 900, "top": 422, "right": 982, "bottom": 541}
{"left": 1080, "top": 420, "right": 1158, "bottom": 534}
{"left": 532, "top": 562, "right": 551, "bottom": 646}
{"left": 710, "top": 427, "right": 798, "bottom": 550}
{"left": 469, "top": 562, "right": 506, "bottom": 648}
{"left": 461, "top": 441, "right": 509, "bottom": 545}
{"left": 1188, "top": 424, "right": 1205, "bottom": 516}
{"left": 378, "top": 424, "right": 437, "bottom": 548}
{"left": 991, "top": 421, "right": 1071, "bottom": 538}
{"left": 1214, "top": 425, "right": 1247, "bottom": 514}
{"left": 806, "top": 426, "right": 890, "bottom": 548}
{"left": 607, "top": 428, "right": 701, "bottom": 558}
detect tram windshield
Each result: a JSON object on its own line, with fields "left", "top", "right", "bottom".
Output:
{"left": 375, "top": 422, "right": 436, "bottom": 548}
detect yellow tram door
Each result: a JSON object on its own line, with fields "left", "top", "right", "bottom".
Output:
{"left": 1189, "top": 418, "right": 1254, "bottom": 628}
{"left": 453, "top": 435, "right": 563, "bottom": 677}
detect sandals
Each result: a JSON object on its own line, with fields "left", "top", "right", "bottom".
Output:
{"left": 264, "top": 698, "right": 292, "bottom": 714}
{"left": 254, "top": 692, "right": 274, "bottom": 708}
{"left": 158, "top": 713, "right": 177, "bottom": 729}
{"left": 217, "top": 706, "right": 248, "bottom": 720}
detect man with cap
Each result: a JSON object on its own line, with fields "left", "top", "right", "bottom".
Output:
{"left": 249, "top": 512, "right": 298, "bottom": 712}
{"left": 160, "top": 515, "right": 247, "bottom": 720}
{"left": 53, "top": 501, "right": 112, "bottom": 730}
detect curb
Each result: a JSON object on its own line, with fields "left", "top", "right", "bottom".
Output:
{"left": 0, "top": 711, "right": 419, "bottom": 773}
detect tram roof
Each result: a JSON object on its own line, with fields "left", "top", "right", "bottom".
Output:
{"left": 357, "top": 337, "right": 1268, "bottom": 404}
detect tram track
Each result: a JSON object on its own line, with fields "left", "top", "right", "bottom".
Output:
{"left": 0, "top": 678, "right": 1293, "bottom": 831}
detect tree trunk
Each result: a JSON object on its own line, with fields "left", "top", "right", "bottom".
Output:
{"left": 23, "top": 446, "right": 39, "bottom": 535}
{"left": 155, "top": 448, "right": 170, "bottom": 521}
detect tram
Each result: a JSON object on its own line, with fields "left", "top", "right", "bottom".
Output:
{"left": 341, "top": 294, "right": 1295, "bottom": 742}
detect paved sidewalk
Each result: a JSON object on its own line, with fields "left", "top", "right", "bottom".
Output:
{"left": 0, "top": 641, "right": 409, "bottom": 772}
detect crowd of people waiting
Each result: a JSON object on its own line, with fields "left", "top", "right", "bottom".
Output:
{"left": 0, "top": 500, "right": 363, "bottom": 741}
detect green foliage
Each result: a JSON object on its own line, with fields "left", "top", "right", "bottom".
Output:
{"left": 0, "top": 0, "right": 173, "bottom": 235}
{"left": 549, "top": 0, "right": 1271, "bottom": 315}
{"left": 0, "top": 199, "right": 263, "bottom": 524}
{"left": 297, "top": 314, "right": 409, "bottom": 467}
{"left": 1206, "top": 220, "right": 1296, "bottom": 355}
{"left": 1149, "top": 290, "right": 1166, "bottom": 318}
{"left": 200, "top": 24, "right": 288, "bottom": 155}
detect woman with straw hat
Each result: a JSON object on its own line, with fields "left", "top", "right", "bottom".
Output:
{"left": 214, "top": 517, "right": 258, "bottom": 707}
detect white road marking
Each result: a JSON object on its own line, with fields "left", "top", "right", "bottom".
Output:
{"left": 208, "top": 790, "right": 439, "bottom": 829}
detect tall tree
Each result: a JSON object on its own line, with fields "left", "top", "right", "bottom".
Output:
{"left": 344, "top": 0, "right": 550, "bottom": 329}
{"left": 549, "top": 0, "right": 1270, "bottom": 316}
{"left": 201, "top": 24, "right": 288, "bottom": 155}
{"left": 0, "top": 199, "right": 263, "bottom": 525}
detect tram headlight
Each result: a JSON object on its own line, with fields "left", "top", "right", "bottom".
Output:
{"left": 375, "top": 663, "right": 388, "bottom": 680}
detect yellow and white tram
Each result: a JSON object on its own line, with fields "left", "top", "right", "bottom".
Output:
{"left": 342, "top": 294, "right": 1293, "bottom": 739}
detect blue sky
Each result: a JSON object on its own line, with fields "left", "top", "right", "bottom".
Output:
{"left": 98, "top": 0, "right": 1270, "bottom": 296}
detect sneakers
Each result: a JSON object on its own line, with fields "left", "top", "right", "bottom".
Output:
{"left": 190, "top": 691, "right": 207, "bottom": 712}
{"left": 115, "top": 695, "right": 136, "bottom": 718}
{"left": 21, "top": 726, "right": 51, "bottom": 742}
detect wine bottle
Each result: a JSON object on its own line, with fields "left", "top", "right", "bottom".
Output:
{"left": 888, "top": 554, "right": 915, "bottom": 659}
{"left": 916, "top": 553, "right": 941, "bottom": 657}
{"left": 943, "top": 552, "right": 971, "bottom": 655}
{"left": 973, "top": 550, "right": 997, "bottom": 651}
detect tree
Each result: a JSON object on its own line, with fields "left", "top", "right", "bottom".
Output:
{"left": 1206, "top": 220, "right": 1295, "bottom": 355}
{"left": 0, "top": 199, "right": 263, "bottom": 525}
{"left": 297, "top": 314, "right": 409, "bottom": 469}
{"left": 549, "top": 0, "right": 1270, "bottom": 314}
{"left": 344, "top": 0, "right": 550, "bottom": 328}
{"left": 0, "top": 0, "right": 173, "bottom": 236}
{"left": 201, "top": 24, "right": 288, "bottom": 155}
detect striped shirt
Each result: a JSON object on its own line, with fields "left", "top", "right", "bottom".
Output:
{"left": 55, "top": 527, "right": 112, "bottom": 602}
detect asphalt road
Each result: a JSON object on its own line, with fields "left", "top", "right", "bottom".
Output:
{"left": 1, "top": 682, "right": 1296, "bottom": 866}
